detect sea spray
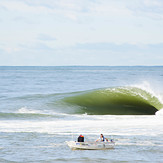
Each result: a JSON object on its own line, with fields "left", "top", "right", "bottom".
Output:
{"left": 155, "top": 109, "right": 163, "bottom": 116}
{"left": 131, "top": 81, "right": 163, "bottom": 106}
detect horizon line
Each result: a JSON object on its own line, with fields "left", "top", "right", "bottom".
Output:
{"left": 0, "top": 65, "right": 163, "bottom": 67}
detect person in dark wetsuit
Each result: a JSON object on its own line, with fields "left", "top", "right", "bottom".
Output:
{"left": 77, "top": 134, "right": 84, "bottom": 142}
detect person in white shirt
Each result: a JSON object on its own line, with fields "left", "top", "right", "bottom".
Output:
{"left": 96, "top": 134, "right": 108, "bottom": 142}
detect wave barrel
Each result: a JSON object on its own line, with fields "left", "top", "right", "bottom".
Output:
{"left": 63, "top": 87, "right": 162, "bottom": 115}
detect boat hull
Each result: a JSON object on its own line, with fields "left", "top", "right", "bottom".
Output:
{"left": 66, "top": 141, "right": 115, "bottom": 150}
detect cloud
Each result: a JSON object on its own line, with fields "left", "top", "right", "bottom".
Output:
{"left": 0, "top": 0, "right": 94, "bottom": 21}
{"left": 0, "top": 41, "right": 163, "bottom": 66}
{"left": 37, "top": 34, "right": 57, "bottom": 41}
{"left": 0, "top": 47, "right": 5, "bottom": 54}
{"left": 71, "top": 42, "right": 163, "bottom": 57}
{"left": 0, "top": 4, "right": 7, "bottom": 11}
{"left": 90, "top": 1, "right": 132, "bottom": 17}
{"left": 128, "top": 0, "right": 163, "bottom": 20}
{"left": 1, "top": 0, "right": 163, "bottom": 21}
{"left": 0, "top": 0, "right": 54, "bottom": 14}
{"left": 12, "top": 16, "right": 37, "bottom": 24}
{"left": 18, "top": 42, "right": 54, "bottom": 52}
{"left": 0, "top": 43, "right": 23, "bottom": 54}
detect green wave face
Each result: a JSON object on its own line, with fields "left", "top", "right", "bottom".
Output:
{"left": 63, "top": 87, "right": 163, "bottom": 115}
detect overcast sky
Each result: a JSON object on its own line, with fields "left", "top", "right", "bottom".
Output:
{"left": 0, "top": 0, "right": 163, "bottom": 66}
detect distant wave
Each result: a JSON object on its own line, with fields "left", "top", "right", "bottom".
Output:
{"left": 0, "top": 107, "right": 64, "bottom": 119}
{"left": 63, "top": 86, "right": 163, "bottom": 115}
{"left": 0, "top": 112, "right": 51, "bottom": 119}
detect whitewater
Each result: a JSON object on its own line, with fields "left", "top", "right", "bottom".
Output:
{"left": 0, "top": 66, "right": 163, "bottom": 162}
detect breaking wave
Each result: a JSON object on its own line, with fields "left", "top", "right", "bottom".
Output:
{"left": 3, "top": 84, "right": 163, "bottom": 116}
{"left": 63, "top": 86, "right": 163, "bottom": 115}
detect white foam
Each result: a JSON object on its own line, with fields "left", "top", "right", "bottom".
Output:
{"left": 0, "top": 115, "right": 162, "bottom": 136}
{"left": 17, "top": 107, "right": 40, "bottom": 114}
{"left": 155, "top": 109, "right": 163, "bottom": 116}
{"left": 17, "top": 107, "right": 71, "bottom": 118}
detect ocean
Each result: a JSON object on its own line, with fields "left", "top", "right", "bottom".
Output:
{"left": 0, "top": 66, "right": 162, "bottom": 162}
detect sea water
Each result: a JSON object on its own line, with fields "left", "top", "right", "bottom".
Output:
{"left": 0, "top": 66, "right": 163, "bottom": 162}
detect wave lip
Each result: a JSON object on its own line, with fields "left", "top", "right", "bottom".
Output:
{"left": 63, "top": 87, "right": 163, "bottom": 115}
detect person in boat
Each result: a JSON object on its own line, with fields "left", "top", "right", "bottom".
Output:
{"left": 77, "top": 134, "right": 84, "bottom": 142}
{"left": 96, "top": 134, "right": 108, "bottom": 142}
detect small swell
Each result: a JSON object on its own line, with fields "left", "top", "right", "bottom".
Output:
{"left": 0, "top": 112, "right": 51, "bottom": 119}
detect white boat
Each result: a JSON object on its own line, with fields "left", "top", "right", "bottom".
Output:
{"left": 66, "top": 141, "right": 115, "bottom": 150}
